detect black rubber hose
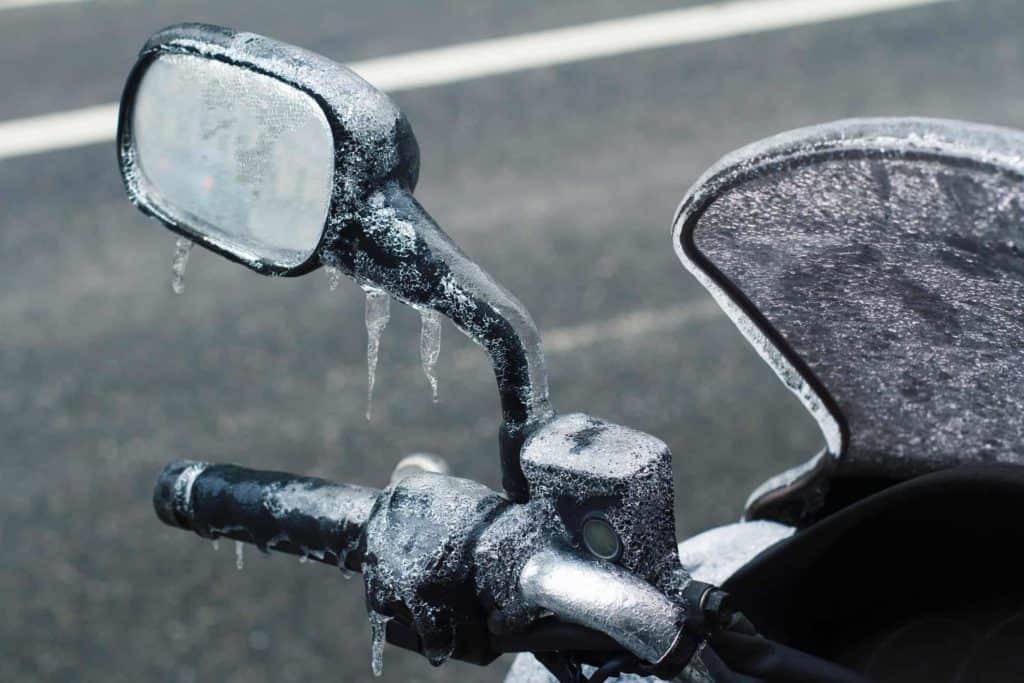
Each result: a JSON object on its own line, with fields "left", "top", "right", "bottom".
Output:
{"left": 491, "top": 618, "right": 624, "bottom": 654}
{"left": 700, "top": 647, "right": 767, "bottom": 683}
{"left": 153, "top": 461, "right": 380, "bottom": 571}
{"left": 712, "top": 630, "right": 872, "bottom": 683}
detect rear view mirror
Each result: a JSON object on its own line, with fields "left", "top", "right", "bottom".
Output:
{"left": 118, "top": 23, "right": 419, "bottom": 275}
{"left": 117, "top": 24, "right": 553, "bottom": 500}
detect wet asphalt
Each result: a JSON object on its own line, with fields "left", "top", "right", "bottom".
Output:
{"left": 2, "top": 0, "right": 1023, "bottom": 680}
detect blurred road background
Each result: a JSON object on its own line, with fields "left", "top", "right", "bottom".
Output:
{"left": 1, "top": 0, "right": 1021, "bottom": 680}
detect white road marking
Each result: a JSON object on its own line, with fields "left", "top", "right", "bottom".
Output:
{"left": 454, "top": 300, "right": 723, "bottom": 369}
{"left": 0, "top": 104, "right": 117, "bottom": 159}
{"left": 542, "top": 300, "right": 722, "bottom": 354}
{"left": 352, "top": 0, "right": 953, "bottom": 91}
{"left": 0, "top": 0, "right": 953, "bottom": 161}
{"left": 0, "top": 0, "right": 91, "bottom": 10}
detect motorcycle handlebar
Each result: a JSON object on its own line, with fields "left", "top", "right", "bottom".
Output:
{"left": 153, "top": 461, "right": 380, "bottom": 571}
{"left": 152, "top": 461, "right": 700, "bottom": 674}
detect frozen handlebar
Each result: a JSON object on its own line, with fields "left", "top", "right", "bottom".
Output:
{"left": 153, "top": 462, "right": 705, "bottom": 674}
{"left": 153, "top": 461, "right": 380, "bottom": 571}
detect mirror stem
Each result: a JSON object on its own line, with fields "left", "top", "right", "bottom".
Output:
{"left": 324, "top": 182, "right": 554, "bottom": 501}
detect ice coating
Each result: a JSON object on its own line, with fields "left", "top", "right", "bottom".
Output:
{"left": 476, "top": 414, "right": 697, "bottom": 651}
{"left": 698, "top": 155, "right": 1024, "bottom": 476}
{"left": 362, "top": 472, "right": 508, "bottom": 666}
{"left": 324, "top": 264, "right": 342, "bottom": 291}
{"left": 266, "top": 479, "right": 367, "bottom": 524}
{"left": 154, "top": 461, "right": 379, "bottom": 572}
{"left": 324, "top": 183, "right": 554, "bottom": 453}
{"left": 522, "top": 412, "right": 670, "bottom": 478}
{"left": 743, "top": 449, "right": 832, "bottom": 521}
{"left": 405, "top": 195, "right": 552, "bottom": 430}
{"left": 684, "top": 263, "right": 841, "bottom": 458}
{"left": 362, "top": 192, "right": 420, "bottom": 256}
{"left": 519, "top": 548, "right": 686, "bottom": 664}
{"left": 170, "top": 237, "right": 193, "bottom": 294}
{"left": 167, "top": 461, "right": 207, "bottom": 522}
{"left": 676, "top": 521, "right": 795, "bottom": 586}
{"left": 363, "top": 287, "right": 391, "bottom": 421}
{"left": 419, "top": 308, "right": 442, "bottom": 402}
{"left": 369, "top": 611, "right": 390, "bottom": 677}
{"left": 217, "top": 475, "right": 374, "bottom": 563}
{"left": 143, "top": 25, "right": 406, "bottom": 200}
{"left": 479, "top": 413, "right": 701, "bottom": 665}
{"left": 474, "top": 501, "right": 558, "bottom": 632}
{"left": 673, "top": 117, "right": 1024, "bottom": 523}
{"left": 337, "top": 548, "right": 353, "bottom": 579}
{"left": 518, "top": 414, "right": 684, "bottom": 587}
{"left": 389, "top": 452, "right": 450, "bottom": 485}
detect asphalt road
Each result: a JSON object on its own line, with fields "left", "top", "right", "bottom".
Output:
{"left": 1, "top": 0, "right": 1022, "bottom": 681}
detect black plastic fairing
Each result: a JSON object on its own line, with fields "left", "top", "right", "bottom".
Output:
{"left": 723, "top": 464, "right": 1024, "bottom": 682}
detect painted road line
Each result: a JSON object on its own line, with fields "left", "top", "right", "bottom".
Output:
{"left": 0, "top": 0, "right": 92, "bottom": 11}
{"left": 454, "top": 300, "right": 724, "bottom": 371}
{"left": 0, "top": 0, "right": 954, "bottom": 161}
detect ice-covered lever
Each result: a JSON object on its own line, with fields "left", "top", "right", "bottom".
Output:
{"left": 519, "top": 547, "right": 691, "bottom": 667}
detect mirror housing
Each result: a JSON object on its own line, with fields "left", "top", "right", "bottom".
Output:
{"left": 118, "top": 24, "right": 553, "bottom": 499}
{"left": 118, "top": 22, "right": 420, "bottom": 276}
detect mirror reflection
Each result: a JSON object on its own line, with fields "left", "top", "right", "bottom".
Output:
{"left": 131, "top": 53, "right": 335, "bottom": 267}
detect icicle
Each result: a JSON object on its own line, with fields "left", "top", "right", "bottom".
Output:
{"left": 235, "top": 541, "right": 245, "bottom": 571}
{"left": 211, "top": 539, "right": 220, "bottom": 551}
{"left": 337, "top": 548, "right": 353, "bottom": 580}
{"left": 171, "top": 237, "right": 193, "bottom": 294}
{"left": 419, "top": 309, "right": 442, "bottom": 402}
{"left": 324, "top": 265, "right": 343, "bottom": 291}
{"left": 369, "top": 611, "right": 391, "bottom": 677}
{"left": 363, "top": 287, "right": 391, "bottom": 420}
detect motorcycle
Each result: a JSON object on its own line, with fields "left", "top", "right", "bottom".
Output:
{"left": 116, "top": 23, "right": 1024, "bottom": 683}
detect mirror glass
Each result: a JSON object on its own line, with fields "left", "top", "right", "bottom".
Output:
{"left": 131, "top": 52, "right": 335, "bottom": 268}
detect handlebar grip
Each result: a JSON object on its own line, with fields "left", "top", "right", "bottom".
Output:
{"left": 154, "top": 460, "right": 380, "bottom": 571}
